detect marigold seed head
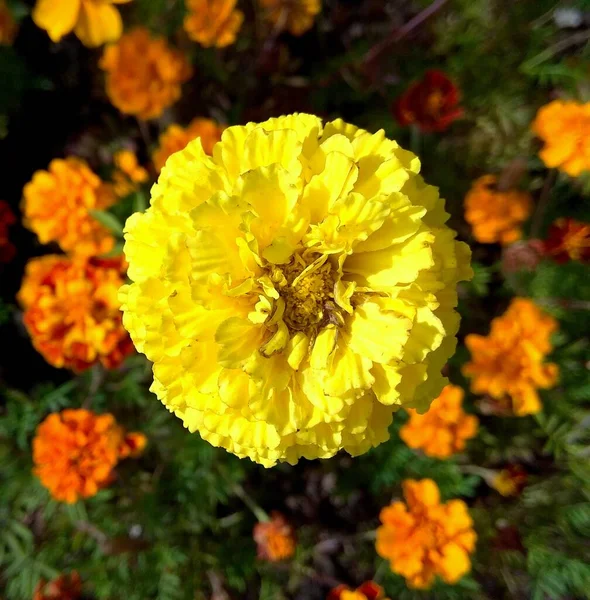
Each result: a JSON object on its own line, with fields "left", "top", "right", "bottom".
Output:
{"left": 120, "top": 113, "right": 473, "bottom": 466}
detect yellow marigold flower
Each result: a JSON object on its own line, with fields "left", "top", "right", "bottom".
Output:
{"left": 113, "top": 149, "right": 149, "bottom": 197}
{"left": 253, "top": 512, "right": 296, "bottom": 561}
{"left": 19, "top": 255, "right": 133, "bottom": 372}
{"left": 32, "top": 0, "right": 131, "bottom": 48}
{"left": 184, "top": 0, "right": 243, "bottom": 48}
{"left": 100, "top": 28, "right": 192, "bottom": 121}
{"left": 22, "top": 157, "right": 116, "bottom": 257}
{"left": 33, "top": 408, "right": 145, "bottom": 503}
{"left": 464, "top": 175, "right": 532, "bottom": 245}
{"left": 463, "top": 298, "right": 558, "bottom": 416}
{"left": 531, "top": 100, "right": 590, "bottom": 177}
{"left": 260, "top": 0, "right": 321, "bottom": 36}
{"left": 376, "top": 479, "right": 476, "bottom": 589}
{"left": 119, "top": 113, "right": 473, "bottom": 467}
{"left": 152, "top": 118, "right": 225, "bottom": 173}
{"left": 400, "top": 384, "right": 478, "bottom": 459}
{"left": 0, "top": 0, "right": 18, "bottom": 45}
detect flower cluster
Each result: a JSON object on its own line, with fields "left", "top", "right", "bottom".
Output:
{"left": 394, "top": 70, "right": 463, "bottom": 133}
{"left": 376, "top": 479, "right": 476, "bottom": 589}
{"left": 543, "top": 218, "right": 590, "bottom": 264}
{"left": 253, "top": 512, "right": 296, "bottom": 561}
{"left": 184, "top": 0, "right": 243, "bottom": 48}
{"left": 400, "top": 384, "right": 478, "bottom": 459}
{"left": 34, "top": 571, "right": 82, "bottom": 600}
{"left": 463, "top": 298, "right": 558, "bottom": 415}
{"left": 328, "top": 581, "right": 390, "bottom": 600}
{"left": 22, "top": 157, "right": 116, "bottom": 257}
{"left": 464, "top": 175, "right": 533, "bottom": 245}
{"left": 0, "top": 200, "right": 16, "bottom": 263}
{"left": 113, "top": 149, "right": 149, "bottom": 197}
{"left": 100, "top": 27, "right": 192, "bottom": 120}
{"left": 532, "top": 100, "right": 590, "bottom": 177}
{"left": 152, "top": 118, "right": 224, "bottom": 173}
{"left": 19, "top": 255, "right": 133, "bottom": 371}
{"left": 33, "top": 408, "right": 146, "bottom": 503}
{"left": 260, "top": 0, "right": 321, "bottom": 36}
{"left": 0, "top": 0, "right": 17, "bottom": 45}
{"left": 32, "top": 0, "right": 130, "bottom": 47}
{"left": 120, "top": 114, "right": 472, "bottom": 466}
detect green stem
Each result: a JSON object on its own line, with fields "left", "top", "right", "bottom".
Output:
{"left": 233, "top": 483, "right": 269, "bottom": 523}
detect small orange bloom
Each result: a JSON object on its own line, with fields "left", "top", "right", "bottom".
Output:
{"left": 118, "top": 431, "right": 148, "bottom": 458}
{"left": 491, "top": 465, "right": 527, "bottom": 497}
{"left": 259, "top": 0, "right": 321, "bottom": 36}
{"left": 464, "top": 175, "right": 533, "bottom": 245}
{"left": 0, "top": 0, "right": 18, "bottom": 45}
{"left": 113, "top": 149, "right": 149, "bottom": 197}
{"left": 33, "top": 409, "right": 145, "bottom": 503}
{"left": 376, "top": 479, "right": 476, "bottom": 589}
{"left": 531, "top": 100, "right": 590, "bottom": 177}
{"left": 394, "top": 70, "right": 463, "bottom": 133}
{"left": 543, "top": 218, "right": 590, "bottom": 264}
{"left": 152, "top": 118, "right": 224, "bottom": 172}
{"left": 22, "top": 157, "right": 116, "bottom": 257}
{"left": 463, "top": 298, "right": 558, "bottom": 416}
{"left": 253, "top": 512, "right": 296, "bottom": 561}
{"left": 18, "top": 255, "right": 133, "bottom": 372}
{"left": 328, "top": 581, "right": 390, "bottom": 600}
{"left": 184, "top": 0, "right": 243, "bottom": 48}
{"left": 400, "top": 385, "right": 478, "bottom": 459}
{"left": 34, "top": 571, "right": 82, "bottom": 600}
{"left": 100, "top": 28, "right": 192, "bottom": 120}
{"left": 0, "top": 200, "right": 16, "bottom": 263}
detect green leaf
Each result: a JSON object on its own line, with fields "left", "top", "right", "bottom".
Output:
{"left": 89, "top": 210, "right": 124, "bottom": 236}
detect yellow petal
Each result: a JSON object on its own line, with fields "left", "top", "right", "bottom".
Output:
{"left": 33, "top": 0, "right": 80, "bottom": 42}
{"left": 74, "top": 1, "right": 122, "bottom": 47}
{"left": 215, "top": 317, "right": 265, "bottom": 368}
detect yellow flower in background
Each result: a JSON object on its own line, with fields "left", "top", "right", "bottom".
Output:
{"left": 531, "top": 100, "right": 590, "bottom": 177}
{"left": 464, "top": 175, "right": 532, "bottom": 245}
{"left": 400, "top": 384, "right": 478, "bottom": 459}
{"left": 22, "top": 157, "right": 116, "bottom": 257}
{"left": 32, "top": 0, "right": 131, "bottom": 48}
{"left": 376, "top": 479, "right": 476, "bottom": 589}
{"left": 184, "top": 0, "right": 244, "bottom": 48}
{"left": 100, "top": 28, "right": 192, "bottom": 120}
{"left": 153, "top": 118, "right": 225, "bottom": 173}
{"left": 0, "top": 0, "right": 18, "bottom": 45}
{"left": 260, "top": 0, "right": 321, "bottom": 36}
{"left": 120, "top": 113, "right": 472, "bottom": 467}
{"left": 463, "top": 298, "right": 558, "bottom": 416}
{"left": 113, "top": 149, "right": 149, "bottom": 197}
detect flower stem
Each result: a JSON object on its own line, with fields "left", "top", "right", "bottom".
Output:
{"left": 233, "top": 483, "right": 269, "bottom": 523}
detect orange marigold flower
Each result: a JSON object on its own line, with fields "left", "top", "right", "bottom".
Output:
{"left": 491, "top": 465, "right": 527, "bottom": 497}
{"left": 113, "top": 149, "right": 149, "bottom": 197}
{"left": 253, "top": 512, "right": 296, "bottom": 561}
{"left": 0, "top": 200, "right": 16, "bottom": 263}
{"left": 184, "top": 0, "right": 243, "bottom": 48}
{"left": 531, "top": 100, "right": 590, "bottom": 177}
{"left": 118, "top": 431, "right": 148, "bottom": 458}
{"left": 152, "top": 118, "right": 224, "bottom": 173}
{"left": 543, "top": 217, "right": 590, "bottom": 264}
{"left": 376, "top": 479, "right": 476, "bottom": 589}
{"left": 100, "top": 28, "right": 192, "bottom": 121}
{"left": 33, "top": 409, "right": 145, "bottom": 503}
{"left": 400, "top": 385, "right": 478, "bottom": 459}
{"left": 34, "top": 571, "right": 82, "bottom": 600}
{"left": 328, "top": 581, "right": 390, "bottom": 600}
{"left": 259, "top": 0, "right": 321, "bottom": 36}
{"left": 22, "top": 157, "right": 116, "bottom": 257}
{"left": 394, "top": 70, "right": 463, "bottom": 133}
{"left": 464, "top": 175, "right": 533, "bottom": 245}
{"left": 0, "top": 0, "right": 18, "bottom": 45}
{"left": 463, "top": 298, "right": 558, "bottom": 416}
{"left": 18, "top": 255, "right": 133, "bottom": 372}
{"left": 32, "top": 0, "right": 131, "bottom": 48}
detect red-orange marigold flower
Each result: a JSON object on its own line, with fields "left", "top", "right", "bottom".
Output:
{"left": 400, "top": 385, "right": 478, "bottom": 459}
{"left": 543, "top": 217, "right": 590, "bottom": 264}
{"left": 0, "top": 199, "right": 16, "bottom": 263}
{"left": 253, "top": 512, "right": 296, "bottom": 561}
{"left": 100, "top": 28, "right": 192, "bottom": 121}
{"left": 22, "top": 157, "right": 116, "bottom": 257}
{"left": 376, "top": 479, "right": 476, "bottom": 589}
{"left": 152, "top": 118, "right": 224, "bottom": 173}
{"left": 463, "top": 298, "right": 558, "bottom": 416}
{"left": 184, "top": 0, "right": 244, "bottom": 48}
{"left": 33, "top": 409, "right": 146, "bottom": 503}
{"left": 394, "top": 70, "right": 463, "bottom": 133}
{"left": 328, "top": 581, "right": 390, "bottom": 600}
{"left": 18, "top": 255, "right": 133, "bottom": 372}
{"left": 491, "top": 465, "right": 527, "bottom": 497}
{"left": 34, "top": 571, "right": 82, "bottom": 600}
